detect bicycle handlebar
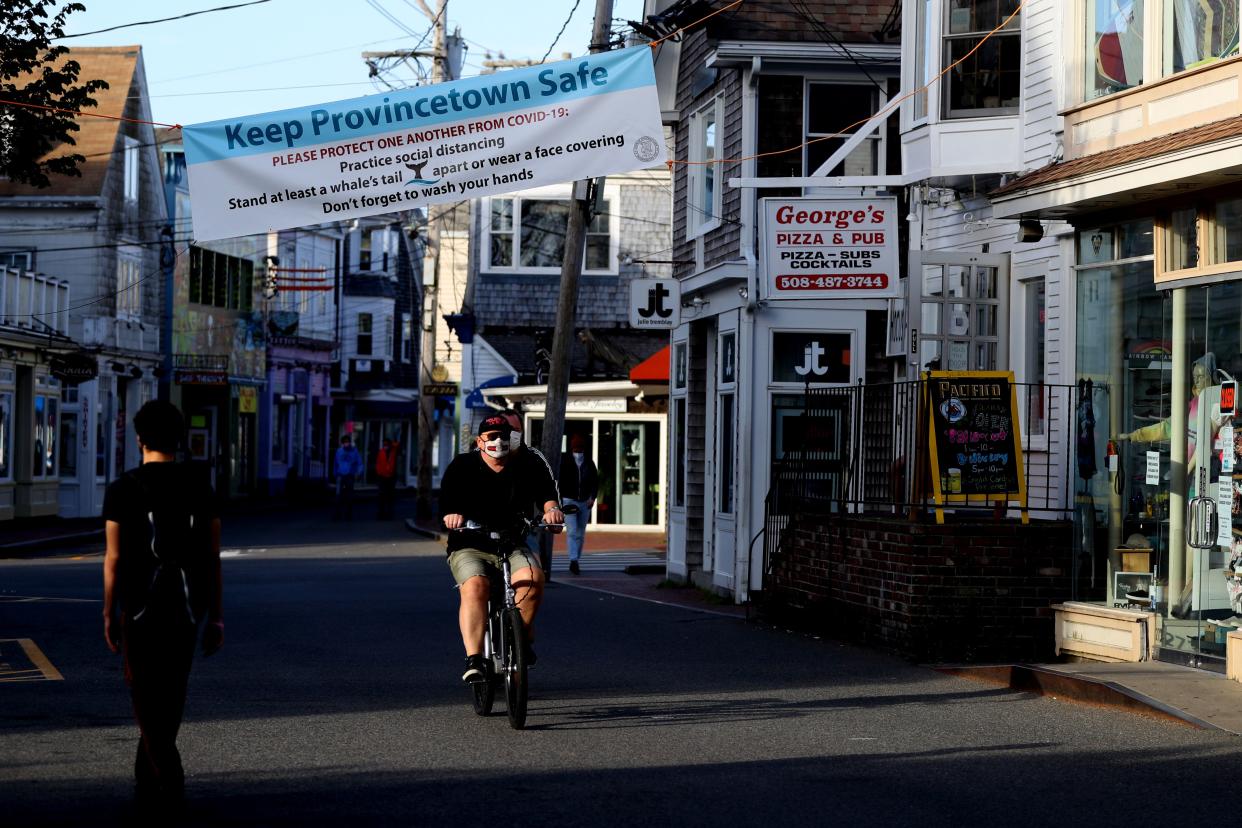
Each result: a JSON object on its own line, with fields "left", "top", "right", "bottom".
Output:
{"left": 449, "top": 517, "right": 565, "bottom": 537}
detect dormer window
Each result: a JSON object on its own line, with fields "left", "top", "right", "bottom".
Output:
{"left": 942, "top": 0, "right": 1021, "bottom": 118}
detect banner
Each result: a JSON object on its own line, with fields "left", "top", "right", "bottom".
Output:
{"left": 182, "top": 47, "right": 667, "bottom": 241}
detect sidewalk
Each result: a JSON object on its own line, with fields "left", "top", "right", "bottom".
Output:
{"left": 941, "top": 659, "right": 1242, "bottom": 734}
{"left": 0, "top": 517, "right": 103, "bottom": 554}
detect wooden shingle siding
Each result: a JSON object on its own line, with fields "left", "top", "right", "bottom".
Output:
{"left": 473, "top": 179, "right": 672, "bottom": 328}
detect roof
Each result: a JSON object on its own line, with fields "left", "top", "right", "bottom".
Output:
{"left": 629, "top": 344, "right": 670, "bottom": 383}
{"left": 992, "top": 113, "right": 1242, "bottom": 199}
{"left": 483, "top": 327, "right": 667, "bottom": 384}
{"left": 0, "top": 46, "right": 144, "bottom": 198}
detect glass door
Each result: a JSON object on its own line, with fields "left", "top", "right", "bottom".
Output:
{"left": 1170, "top": 283, "right": 1242, "bottom": 663}
{"left": 914, "top": 252, "right": 1008, "bottom": 373}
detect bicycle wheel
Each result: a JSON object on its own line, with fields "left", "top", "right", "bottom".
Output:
{"left": 502, "top": 607, "right": 528, "bottom": 729}
{"left": 471, "top": 621, "right": 496, "bottom": 715}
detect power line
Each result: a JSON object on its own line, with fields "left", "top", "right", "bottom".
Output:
{"left": 366, "top": 0, "right": 422, "bottom": 38}
{"left": 56, "top": 0, "right": 274, "bottom": 40}
{"left": 541, "top": 0, "right": 585, "bottom": 64}
{"left": 152, "top": 37, "right": 410, "bottom": 84}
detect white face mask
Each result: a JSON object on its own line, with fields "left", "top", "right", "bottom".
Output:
{"left": 573, "top": 452, "right": 585, "bottom": 463}
{"left": 510, "top": 430, "right": 523, "bottom": 446}
{"left": 482, "top": 436, "right": 510, "bottom": 458}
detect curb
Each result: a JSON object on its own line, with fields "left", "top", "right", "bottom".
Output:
{"left": 405, "top": 518, "right": 443, "bottom": 541}
{"left": 623, "top": 563, "right": 667, "bottom": 575}
{"left": 937, "top": 663, "right": 1223, "bottom": 731}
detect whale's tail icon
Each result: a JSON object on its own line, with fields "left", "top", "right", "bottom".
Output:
{"left": 405, "top": 161, "right": 429, "bottom": 179}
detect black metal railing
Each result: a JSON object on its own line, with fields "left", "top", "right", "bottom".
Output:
{"left": 762, "top": 378, "right": 1077, "bottom": 576}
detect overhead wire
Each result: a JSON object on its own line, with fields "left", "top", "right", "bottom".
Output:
{"left": 56, "top": 0, "right": 275, "bottom": 40}
{"left": 670, "top": 0, "right": 1025, "bottom": 168}
{"left": 540, "top": 0, "right": 585, "bottom": 64}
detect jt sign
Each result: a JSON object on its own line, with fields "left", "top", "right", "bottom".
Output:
{"left": 629, "top": 279, "right": 680, "bottom": 329}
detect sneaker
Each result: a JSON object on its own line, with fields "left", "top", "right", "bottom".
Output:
{"left": 461, "top": 654, "right": 487, "bottom": 684}
{"left": 523, "top": 642, "right": 538, "bottom": 667}
{"left": 569, "top": 560, "right": 580, "bottom": 575}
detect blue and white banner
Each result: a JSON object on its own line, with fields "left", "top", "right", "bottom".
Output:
{"left": 182, "top": 47, "right": 666, "bottom": 241}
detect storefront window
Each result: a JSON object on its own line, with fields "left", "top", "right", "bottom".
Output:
{"left": 594, "top": 420, "right": 659, "bottom": 525}
{"left": 1074, "top": 215, "right": 1242, "bottom": 664}
{"left": 59, "top": 410, "right": 78, "bottom": 478}
{"left": 0, "top": 391, "right": 11, "bottom": 480}
{"left": 718, "top": 393, "right": 735, "bottom": 514}
{"left": 673, "top": 398, "right": 686, "bottom": 508}
{"left": 96, "top": 389, "right": 108, "bottom": 479}
{"left": 1166, "top": 207, "right": 1199, "bottom": 272}
{"left": 1165, "top": 0, "right": 1240, "bottom": 76}
{"left": 1087, "top": 0, "right": 1145, "bottom": 98}
{"left": 33, "top": 395, "right": 57, "bottom": 477}
{"left": 1215, "top": 197, "right": 1242, "bottom": 264}
{"left": 273, "top": 397, "right": 289, "bottom": 463}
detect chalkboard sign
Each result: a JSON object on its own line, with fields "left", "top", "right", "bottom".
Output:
{"left": 925, "top": 371, "right": 1027, "bottom": 522}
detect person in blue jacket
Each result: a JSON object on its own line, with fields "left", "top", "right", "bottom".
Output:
{"left": 333, "top": 434, "right": 364, "bottom": 520}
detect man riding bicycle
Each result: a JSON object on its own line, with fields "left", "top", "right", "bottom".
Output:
{"left": 441, "top": 413, "right": 563, "bottom": 684}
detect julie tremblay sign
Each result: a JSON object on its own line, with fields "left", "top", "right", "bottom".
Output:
{"left": 925, "top": 370, "right": 1028, "bottom": 525}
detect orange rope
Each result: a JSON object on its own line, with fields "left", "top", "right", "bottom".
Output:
{"left": 669, "top": 0, "right": 1025, "bottom": 169}
{"left": 0, "top": 97, "right": 182, "bottom": 130}
{"left": 649, "top": 0, "right": 744, "bottom": 49}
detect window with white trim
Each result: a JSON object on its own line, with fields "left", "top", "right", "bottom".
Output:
{"left": 401, "top": 313, "right": 413, "bottom": 362}
{"left": 914, "top": 0, "right": 934, "bottom": 120}
{"left": 116, "top": 255, "right": 142, "bottom": 318}
{"left": 0, "top": 249, "right": 33, "bottom": 270}
{"left": 1022, "top": 277, "right": 1047, "bottom": 438}
{"left": 486, "top": 196, "right": 615, "bottom": 273}
{"left": 943, "top": 0, "right": 1021, "bottom": 118}
{"left": 356, "top": 312, "right": 373, "bottom": 356}
{"left": 0, "top": 391, "right": 11, "bottom": 480}
{"left": 122, "top": 135, "right": 140, "bottom": 235}
{"left": 806, "top": 82, "right": 882, "bottom": 175}
{"left": 686, "top": 96, "right": 722, "bottom": 238}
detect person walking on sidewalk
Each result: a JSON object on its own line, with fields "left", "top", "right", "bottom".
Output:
{"left": 558, "top": 434, "right": 598, "bottom": 575}
{"left": 375, "top": 437, "right": 400, "bottom": 519}
{"left": 334, "top": 434, "right": 363, "bottom": 520}
{"left": 101, "top": 400, "right": 223, "bottom": 809}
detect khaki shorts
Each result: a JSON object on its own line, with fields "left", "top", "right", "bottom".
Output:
{"left": 447, "top": 547, "right": 542, "bottom": 586}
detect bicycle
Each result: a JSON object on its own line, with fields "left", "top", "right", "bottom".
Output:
{"left": 455, "top": 506, "right": 576, "bottom": 730}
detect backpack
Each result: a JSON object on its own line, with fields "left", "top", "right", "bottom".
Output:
{"left": 124, "top": 468, "right": 212, "bottom": 626}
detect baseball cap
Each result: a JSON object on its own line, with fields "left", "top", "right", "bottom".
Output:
{"left": 478, "top": 414, "right": 510, "bottom": 437}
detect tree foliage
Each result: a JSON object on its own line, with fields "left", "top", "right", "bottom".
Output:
{"left": 0, "top": 1, "right": 108, "bottom": 188}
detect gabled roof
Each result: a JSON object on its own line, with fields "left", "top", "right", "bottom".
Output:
{"left": 0, "top": 46, "right": 145, "bottom": 198}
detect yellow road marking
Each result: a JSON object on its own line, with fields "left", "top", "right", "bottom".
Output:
{"left": 18, "top": 639, "right": 63, "bottom": 681}
{"left": 0, "top": 639, "right": 64, "bottom": 681}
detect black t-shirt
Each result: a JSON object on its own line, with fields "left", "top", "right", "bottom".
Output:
{"left": 440, "top": 449, "right": 559, "bottom": 554}
{"left": 103, "top": 461, "right": 218, "bottom": 618}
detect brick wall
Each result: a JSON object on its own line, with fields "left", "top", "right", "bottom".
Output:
{"left": 763, "top": 516, "right": 1074, "bottom": 663}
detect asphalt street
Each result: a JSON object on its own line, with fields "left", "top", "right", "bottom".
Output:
{"left": 4, "top": 511, "right": 1242, "bottom": 826}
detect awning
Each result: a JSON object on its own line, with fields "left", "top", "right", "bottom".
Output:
{"left": 629, "top": 344, "right": 669, "bottom": 384}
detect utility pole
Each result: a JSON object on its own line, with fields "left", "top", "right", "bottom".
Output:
{"left": 539, "top": 0, "right": 614, "bottom": 568}
{"left": 414, "top": 0, "right": 448, "bottom": 518}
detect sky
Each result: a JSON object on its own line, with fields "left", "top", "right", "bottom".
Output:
{"left": 57, "top": 0, "right": 647, "bottom": 127}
